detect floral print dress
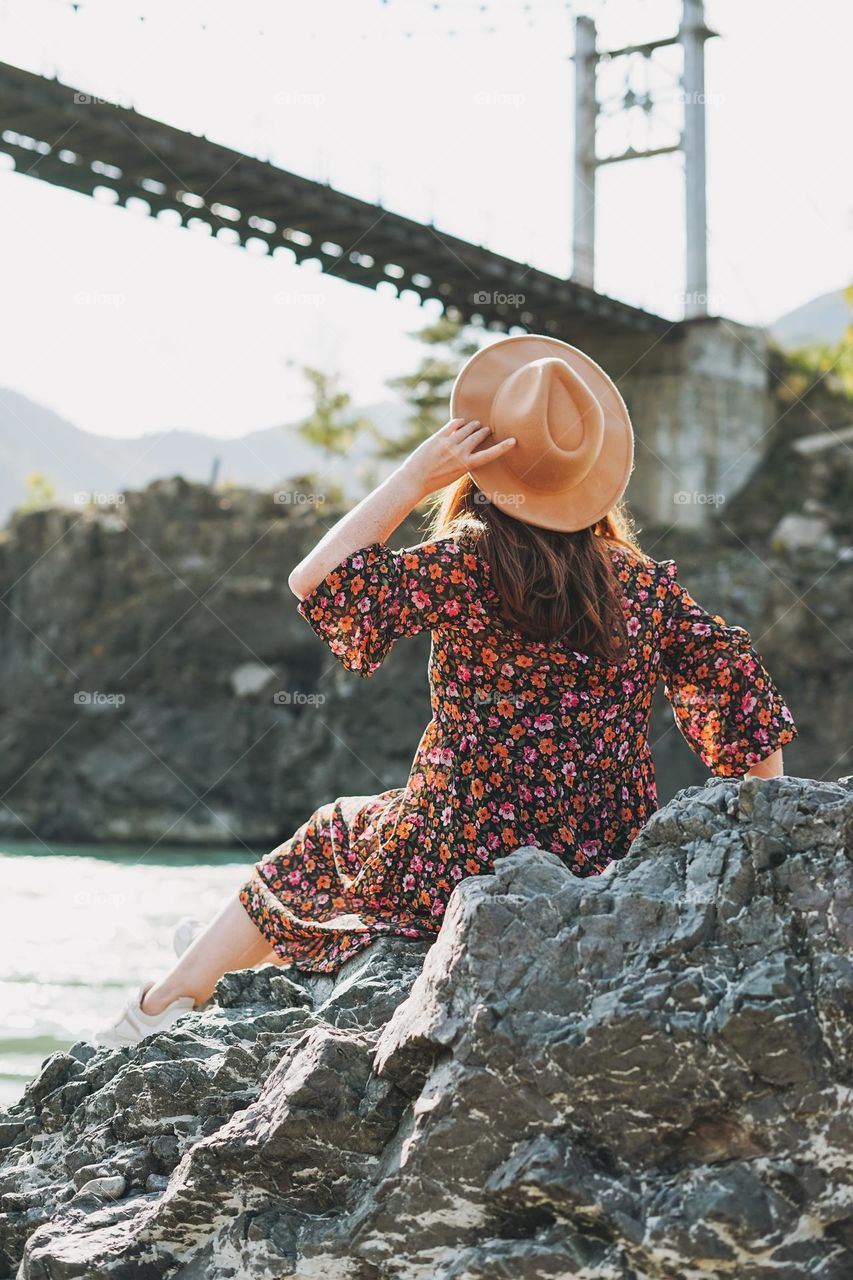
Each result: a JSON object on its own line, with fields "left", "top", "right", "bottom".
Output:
{"left": 238, "top": 536, "right": 797, "bottom": 973}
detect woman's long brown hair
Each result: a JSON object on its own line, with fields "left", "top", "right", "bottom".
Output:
{"left": 424, "top": 476, "right": 647, "bottom": 663}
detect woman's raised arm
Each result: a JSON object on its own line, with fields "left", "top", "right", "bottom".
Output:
{"left": 287, "top": 418, "right": 515, "bottom": 599}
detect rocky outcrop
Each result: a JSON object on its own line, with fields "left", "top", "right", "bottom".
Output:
{"left": 2, "top": 775, "right": 852, "bottom": 1278}
{"left": 0, "top": 476, "right": 848, "bottom": 847}
{"left": 0, "top": 479, "right": 432, "bottom": 847}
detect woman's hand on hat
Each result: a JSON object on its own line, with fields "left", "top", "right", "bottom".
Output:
{"left": 398, "top": 418, "right": 516, "bottom": 499}
{"left": 291, "top": 421, "right": 515, "bottom": 596}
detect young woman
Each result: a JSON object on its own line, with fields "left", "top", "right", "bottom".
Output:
{"left": 94, "top": 335, "right": 797, "bottom": 1047}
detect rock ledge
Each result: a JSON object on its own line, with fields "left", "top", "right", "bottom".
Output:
{"left": 1, "top": 775, "right": 852, "bottom": 1279}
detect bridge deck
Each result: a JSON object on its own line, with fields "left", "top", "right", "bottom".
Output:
{"left": 0, "top": 61, "right": 672, "bottom": 340}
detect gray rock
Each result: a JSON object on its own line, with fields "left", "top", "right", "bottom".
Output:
{"left": 73, "top": 1175, "right": 126, "bottom": 1201}
{"left": 770, "top": 512, "right": 836, "bottom": 554}
{"left": 1, "top": 777, "right": 852, "bottom": 1277}
{"left": 229, "top": 661, "right": 278, "bottom": 699}
{"left": 0, "top": 483, "right": 435, "bottom": 848}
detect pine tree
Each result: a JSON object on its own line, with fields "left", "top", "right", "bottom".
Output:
{"left": 376, "top": 311, "right": 482, "bottom": 459}
{"left": 296, "top": 366, "right": 374, "bottom": 461}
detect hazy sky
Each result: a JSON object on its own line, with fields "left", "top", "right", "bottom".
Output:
{"left": 0, "top": 0, "right": 849, "bottom": 439}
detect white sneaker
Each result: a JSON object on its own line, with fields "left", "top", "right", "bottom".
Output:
{"left": 92, "top": 983, "right": 196, "bottom": 1049}
{"left": 173, "top": 916, "right": 203, "bottom": 957}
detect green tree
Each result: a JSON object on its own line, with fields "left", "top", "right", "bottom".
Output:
{"left": 377, "top": 310, "right": 482, "bottom": 459}
{"left": 296, "top": 366, "right": 374, "bottom": 463}
{"left": 779, "top": 282, "right": 853, "bottom": 400}
{"left": 20, "top": 472, "right": 57, "bottom": 512}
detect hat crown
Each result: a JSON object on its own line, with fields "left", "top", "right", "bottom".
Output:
{"left": 490, "top": 357, "right": 605, "bottom": 494}
{"left": 448, "top": 333, "right": 634, "bottom": 532}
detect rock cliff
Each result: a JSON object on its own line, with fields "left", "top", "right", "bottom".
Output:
{"left": 2, "top": 775, "right": 852, "bottom": 1278}
{"left": 0, "top": 475, "right": 848, "bottom": 849}
{"left": 0, "top": 480, "right": 432, "bottom": 848}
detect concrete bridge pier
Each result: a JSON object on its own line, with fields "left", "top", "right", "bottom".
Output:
{"left": 578, "top": 317, "right": 770, "bottom": 529}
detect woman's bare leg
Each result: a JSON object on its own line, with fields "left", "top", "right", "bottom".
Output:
{"left": 744, "top": 746, "right": 784, "bottom": 779}
{"left": 142, "top": 894, "right": 279, "bottom": 1015}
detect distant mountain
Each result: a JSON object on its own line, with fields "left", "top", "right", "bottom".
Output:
{"left": 770, "top": 289, "right": 851, "bottom": 350}
{"left": 0, "top": 389, "right": 408, "bottom": 525}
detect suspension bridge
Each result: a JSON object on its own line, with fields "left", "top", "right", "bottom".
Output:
{"left": 0, "top": 2, "right": 772, "bottom": 528}
{"left": 0, "top": 59, "right": 670, "bottom": 342}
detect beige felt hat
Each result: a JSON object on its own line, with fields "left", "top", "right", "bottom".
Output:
{"left": 449, "top": 334, "right": 634, "bottom": 532}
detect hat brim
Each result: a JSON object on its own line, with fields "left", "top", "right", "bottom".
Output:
{"left": 449, "top": 334, "right": 634, "bottom": 532}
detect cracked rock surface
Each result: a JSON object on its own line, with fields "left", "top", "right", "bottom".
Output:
{"left": 1, "top": 775, "right": 852, "bottom": 1278}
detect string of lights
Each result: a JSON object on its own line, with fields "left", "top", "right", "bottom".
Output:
{"left": 8, "top": 0, "right": 714, "bottom": 102}
{"left": 2, "top": 0, "right": 704, "bottom": 70}
{"left": 15, "top": 0, "right": 580, "bottom": 42}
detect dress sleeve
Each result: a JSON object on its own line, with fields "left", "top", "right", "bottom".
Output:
{"left": 295, "top": 537, "right": 484, "bottom": 678}
{"left": 657, "top": 559, "right": 798, "bottom": 776}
